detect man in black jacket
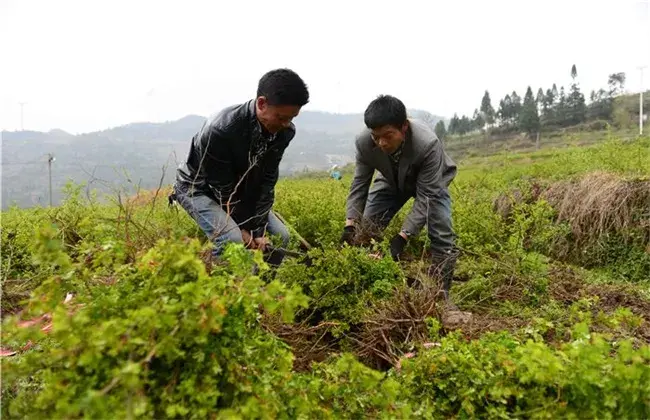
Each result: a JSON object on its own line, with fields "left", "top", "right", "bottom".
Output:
{"left": 171, "top": 68, "right": 309, "bottom": 258}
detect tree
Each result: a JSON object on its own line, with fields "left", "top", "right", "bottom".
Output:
{"left": 519, "top": 86, "right": 540, "bottom": 134}
{"left": 536, "top": 88, "right": 545, "bottom": 109}
{"left": 459, "top": 115, "right": 472, "bottom": 135}
{"left": 497, "top": 95, "right": 511, "bottom": 126}
{"left": 566, "top": 65, "right": 586, "bottom": 125}
{"left": 607, "top": 72, "right": 626, "bottom": 96}
{"left": 542, "top": 88, "right": 556, "bottom": 127}
{"left": 480, "top": 90, "right": 495, "bottom": 125}
{"left": 510, "top": 91, "right": 522, "bottom": 127}
{"left": 555, "top": 86, "right": 568, "bottom": 126}
{"left": 448, "top": 113, "right": 460, "bottom": 135}
{"left": 472, "top": 108, "right": 485, "bottom": 131}
{"left": 434, "top": 120, "right": 447, "bottom": 140}
{"left": 587, "top": 88, "right": 613, "bottom": 120}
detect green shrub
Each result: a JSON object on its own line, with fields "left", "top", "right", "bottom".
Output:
{"left": 275, "top": 246, "right": 404, "bottom": 332}
{"left": 2, "top": 230, "right": 309, "bottom": 419}
{"left": 399, "top": 331, "right": 650, "bottom": 419}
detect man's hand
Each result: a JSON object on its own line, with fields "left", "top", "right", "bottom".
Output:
{"left": 253, "top": 236, "right": 270, "bottom": 251}
{"left": 389, "top": 233, "right": 408, "bottom": 261}
{"left": 340, "top": 225, "right": 356, "bottom": 245}
{"left": 241, "top": 229, "right": 254, "bottom": 248}
{"left": 242, "top": 229, "right": 270, "bottom": 251}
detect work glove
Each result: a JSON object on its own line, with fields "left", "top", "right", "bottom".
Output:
{"left": 389, "top": 234, "right": 407, "bottom": 261}
{"left": 340, "top": 225, "right": 356, "bottom": 245}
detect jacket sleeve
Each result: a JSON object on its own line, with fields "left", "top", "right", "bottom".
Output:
{"left": 196, "top": 122, "right": 236, "bottom": 205}
{"left": 345, "top": 140, "right": 374, "bottom": 222}
{"left": 401, "top": 143, "right": 447, "bottom": 235}
{"left": 248, "top": 137, "right": 291, "bottom": 238}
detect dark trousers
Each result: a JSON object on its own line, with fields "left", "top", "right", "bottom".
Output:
{"left": 173, "top": 185, "right": 289, "bottom": 257}
{"left": 363, "top": 180, "right": 456, "bottom": 253}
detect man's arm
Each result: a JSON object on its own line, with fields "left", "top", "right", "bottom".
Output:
{"left": 401, "top": 143, "right": 447, "bottom": 236}
{"left": 345, "top": 142, "right": 374, "bottom": 225}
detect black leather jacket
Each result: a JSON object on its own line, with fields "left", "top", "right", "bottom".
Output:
{"left": 175, "top": 99, "right": 295, "bottom": 237}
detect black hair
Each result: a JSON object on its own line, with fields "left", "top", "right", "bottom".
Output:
{"left": 257, "top": 68, "right": 309, "bottom": 107}
{"left": 363, "top": 94, "right": 407, "bottom": 130}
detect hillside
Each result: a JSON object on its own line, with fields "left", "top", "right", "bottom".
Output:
{"left": 2, "top": 135, "right": 649, "bottom": 418}
{"left": 1, "top": 109, "right": 443, "bottom": 209}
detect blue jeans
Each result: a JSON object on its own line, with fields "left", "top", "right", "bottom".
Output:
{"left": 174, "top": 188, "right": 290, "bottom": 257}
{"left": 363, "top": 180, "right": 456, "bottom": 253}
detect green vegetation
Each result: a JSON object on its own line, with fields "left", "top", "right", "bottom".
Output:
{"left": 2, "top": 135, "right": 649, "bottom": 418}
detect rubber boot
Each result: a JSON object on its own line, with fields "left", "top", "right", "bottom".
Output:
{"left": 263, "top": 246, "right": 286, "bottom": 268}
{"left": 428, "top": 248, "right": 459, "bottom": 311}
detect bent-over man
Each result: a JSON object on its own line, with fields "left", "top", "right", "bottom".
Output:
{"left": 341, "top": 94, "right": 459, "bottom": 307}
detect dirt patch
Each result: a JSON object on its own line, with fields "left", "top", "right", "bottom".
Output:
{"left": 261, "top": 314, "right": 340, "bottom": 372}
{"left": 549, "top": 266, "right": 650, "bottom": 318}
{"left": 461, "top": 313, "right": 529, "bottom": 340}
{"left": 548, "top": 265, "right": 650, "bottom": 343}
{"left": 586, "top": 284, "right": 650, "bottom": 320}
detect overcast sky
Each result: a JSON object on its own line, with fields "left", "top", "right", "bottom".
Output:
{"left": 1, "top": 0, "right": 648, "bottom": 134}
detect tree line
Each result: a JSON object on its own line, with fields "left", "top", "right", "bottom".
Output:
{"left": 434, "top": 65, "right": 627, "bottom": 138}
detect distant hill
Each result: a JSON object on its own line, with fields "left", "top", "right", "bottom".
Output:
{"left": 1, "top": 108, "right": 444, "bottom": 209}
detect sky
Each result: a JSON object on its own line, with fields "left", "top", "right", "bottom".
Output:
{"left": 1, "top": 0, "right": 649, "bottom": 134}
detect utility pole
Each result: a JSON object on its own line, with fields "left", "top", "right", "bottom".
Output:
{"left": 639, "top": 66, "right": 647, "bottom": 135}
{"left": 18, "top": 102, "right": 27, "bottom": 131}
{"left": 47, "top": 153, "right": 55, "bottom": 206}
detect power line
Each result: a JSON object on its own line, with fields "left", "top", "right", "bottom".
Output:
{"left": 48, "top": 153, "right": 55, "bottom": 207}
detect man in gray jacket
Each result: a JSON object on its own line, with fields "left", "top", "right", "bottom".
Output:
{"left": 340, "top": 94, "right": 459, "bottom": 307}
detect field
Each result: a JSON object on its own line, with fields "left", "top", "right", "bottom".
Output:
{"left": 1, "top": 133, "right": 650, "bottom": 418}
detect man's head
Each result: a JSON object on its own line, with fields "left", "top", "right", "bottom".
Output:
{"left": 255, "top": 68, "right": 309, "bottom": 134}
{"left": 364, "top": 94, "right": 409, "bottom": 154}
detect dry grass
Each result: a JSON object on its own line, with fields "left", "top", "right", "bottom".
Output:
{"left": 540, "top": 171, "right": 650, "bottom": 247}
{"left": 352, "top": 283, "right": 443, "bottom": 370}
{"left": 261, "top": 313, "right": 340, "bottom": 371}
{"left": 125, "top": 186, "right": 173, "bottom": 208}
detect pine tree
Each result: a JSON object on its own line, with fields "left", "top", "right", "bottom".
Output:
{"left": 448, "top": 114, "right": 458, "bottom": 135}
{"left": 542, "top": 88, "right": 556, "bottom": 127}
{"left": 536, "top": 88, "right": 545, "bottom": 108}
{"left": 497, "top": 95, "right": 512, "bottom": 127}
{"left": 472, "top": 108, "right": 485, "bottom": 131}
{"left": 556, "top": 86, "right": 568, "bottom": 126}
{"left": 434, "top": 120, "right": 447, "bottom": 140}
{"left": 480, "top": 90, "right": 495, "bottom": 125}
{"left": 510, "top": 91, "right": 522, "bottom": 127}
{"left": 566, "top": 65, "right": 586, "bottom": 125}
{"left": 459, "top": 115, "right": 472, "bottom": 135}
{"left": 519, "top": 86, "right": 540, "bottom": 134}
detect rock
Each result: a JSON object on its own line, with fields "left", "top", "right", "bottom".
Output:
{"left": 442, "top": 310, "right": 474, "bottom": 330}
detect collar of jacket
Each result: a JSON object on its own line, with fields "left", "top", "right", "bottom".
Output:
{"left": 248, "top": 99, "right": 276, "bottom": 140}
